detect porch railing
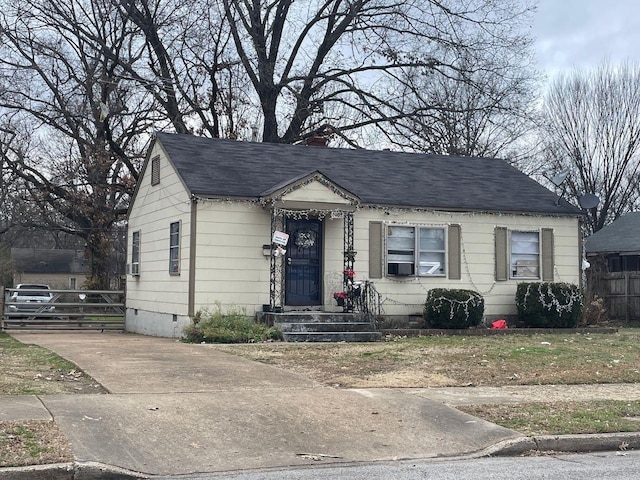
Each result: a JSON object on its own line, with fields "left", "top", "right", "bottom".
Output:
{"left": 353, "top": 280, "right": 384, "bottom": 330}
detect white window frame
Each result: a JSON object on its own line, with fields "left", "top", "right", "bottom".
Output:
{"left": 131, "top": 230, "right": 140, "bottom": 276}
{"left": 510, "top": 230, "right": 540, "bottom": 279}
{"left": 386, "top": 224, "right": 447, "bottom": 277}
{"left": 169, "top": 221, "right": 180, "bottom": 275}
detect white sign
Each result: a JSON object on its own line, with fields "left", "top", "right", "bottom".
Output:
{"left": 272, "top": 231, "right": 289, "bottom": 246}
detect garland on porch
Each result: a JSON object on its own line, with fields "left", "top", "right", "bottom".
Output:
{"left": 258, "top": 173, "right": 360, "bottom": 207}
{"left": 191, "top": 194, "right": 573, "bottom": 221}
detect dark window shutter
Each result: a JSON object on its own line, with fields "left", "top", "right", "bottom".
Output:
{"left": 495, "top": 227, "right": 508, "bottom": 281}
{"left": 369, "top": 221, "right": 383, "bottom": 279}
{"left": 541, "top": 228, "right": 554, "bottom": 281}
{"left": 448, "top": 224, "right": 461, "bottom": 280}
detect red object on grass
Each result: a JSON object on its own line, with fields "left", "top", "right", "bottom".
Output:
{"left": 491, "top": 319, "right": 508, "bottom": 329}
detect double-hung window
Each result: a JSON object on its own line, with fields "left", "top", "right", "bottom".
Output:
{"left": 510, "top": 231, "right": 540, "bottom": 279}
{"left": 386, "top": 225, "right": 446, "bottom": 276}
{"left": 169, "top": 222, "right": 180, "bottom": 274}
{"left": 131, "top": 231, "right": 140, "bottom": 275}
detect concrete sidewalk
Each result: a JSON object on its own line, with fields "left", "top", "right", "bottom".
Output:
{"left": 2, "top": 332, "right": 520, "bottom": 477}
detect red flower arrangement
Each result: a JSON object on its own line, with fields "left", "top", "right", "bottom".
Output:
{"left": 343, "top": 269, "right": 355, "bottom": 278}
{"left": 333, "top": 291, "right": 347, "bottom": 299}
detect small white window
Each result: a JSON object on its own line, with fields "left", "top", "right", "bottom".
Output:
{"left": 131, "top": 230, "right": 140, "bottom": 275}
{"left": 169, "top": 222, "right": 180, "bottom": 275}
{"left": 511, "top": 231, "right": 540, "bottom": 279}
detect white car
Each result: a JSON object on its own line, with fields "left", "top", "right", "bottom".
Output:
{"left": 8, "top": 284, "right": 55, "bottom": 314}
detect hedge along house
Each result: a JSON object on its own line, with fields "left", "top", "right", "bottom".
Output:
{"left": 125, "top": 132, "right": 583, "bottom": 337}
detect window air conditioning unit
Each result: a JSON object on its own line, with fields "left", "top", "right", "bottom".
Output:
{"left": 127, "top": 263, "right": 140, "bottom": 276}
{"left": 389, "top": 263, "right": 414, "bottom": 276}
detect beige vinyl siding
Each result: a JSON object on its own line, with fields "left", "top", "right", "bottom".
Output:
{"left": 322, "top": 216, "right": 348, "bottom": 304}
{"left": 356, "top": 209, "right": 580, "bottom": 318}
{"left": 193, "top": 202, "right": 271, "bottom": 312}
{"left": 280, "top": 180, "right": 353, "bottom": 204}
{"left": 126, "top": 142, "right": 192, "bottom": 316}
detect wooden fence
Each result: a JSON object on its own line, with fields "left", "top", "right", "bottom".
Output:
{"left": 588, "top": 272, "right": 640, "bottom": 322}
{"left": 1, "top": 287, "right": 125, "bottom": 331}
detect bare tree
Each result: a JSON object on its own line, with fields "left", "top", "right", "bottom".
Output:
{"left": 388, "top": 50, "right": 541, "bottom": 160}
{"left": 108, "top": 0, "right": 537, "bottom": 144}
{"left": 542, "top": 62, "right": 640, "bottom": 233}
{"left": 0, "top": 0, "right": 155, "bottom": 287}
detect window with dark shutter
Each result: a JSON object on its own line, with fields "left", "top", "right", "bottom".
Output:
{"left": 541, "top": 228, "right": 554, "bottom": 281}
{"left": 495, "top": 227, "right": 508, "bottom": 281}
{"left": 369, "top": 222, "right": 383, "bottom": 279}
{"left": 448, "top": 224, "right": 461, "bottom": 280}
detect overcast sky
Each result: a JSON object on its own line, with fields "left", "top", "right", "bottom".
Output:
{"left": 532, "top": 0, "right": 640, "bottom": 79}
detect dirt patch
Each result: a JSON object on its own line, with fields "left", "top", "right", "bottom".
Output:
{"left": 0, "top": 421, "right": 73, "bottom": 467}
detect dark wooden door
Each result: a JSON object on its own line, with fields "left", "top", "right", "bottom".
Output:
{"left": 285, "top": 219, "right": 322, "bottom": 306}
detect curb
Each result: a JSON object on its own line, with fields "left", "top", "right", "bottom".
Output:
{"left": 484, "top": 432, "right": 640, "bottom": 456}
{"left": 0, "top": 461, "right": 148, "bottom": 480}
{"left": 2, "top": 434, "right": 640, "bottom": 479}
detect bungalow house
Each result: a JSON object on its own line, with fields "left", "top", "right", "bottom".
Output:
{"left": 585, "top": 212, "right": 640, "bottom": 272}
{"left": 11, "top": 248, "right": 88, "bottom": 289}
{"left": 584, "top": 212, "right": 640, "bottom": 322}
{"left": 126, "top": 133, "right": 582, "bottom": 337}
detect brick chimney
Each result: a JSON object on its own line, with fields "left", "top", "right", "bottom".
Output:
{"left": 304, "top": 135, "right": 329, "bottom": 147}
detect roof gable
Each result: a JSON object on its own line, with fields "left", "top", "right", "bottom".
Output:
{"left": 152, "top": 132, "right": 581, "bottom": 216}
{"left": 262, "top": 171, "right": 359, "bottom": 208}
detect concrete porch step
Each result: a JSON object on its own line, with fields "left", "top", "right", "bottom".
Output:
{"left": 275, "top": 321, "right": 375, "bottom": 333}
{"left": 262, "top": 311, "right": 362, "bottom": 324}
{"left": 262, "top": 311, "right": 381, "bottom": 342}
{"left": 283, "top": 331, "right": 382, "bottom": 342}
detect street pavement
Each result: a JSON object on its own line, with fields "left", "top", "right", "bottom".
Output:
{"left": 1, "top": 332, "right": 523, "bottom": 478}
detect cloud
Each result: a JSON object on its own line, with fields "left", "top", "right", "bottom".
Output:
{"left": 533, "top": 0, "right": 640, "bottom": 77}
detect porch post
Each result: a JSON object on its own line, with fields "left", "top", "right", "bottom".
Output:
{"left": 343, "top": 211, "right": 356, "bottom": 312}
{"left": 270, "top": 208, "right": 285, "bottom": 311}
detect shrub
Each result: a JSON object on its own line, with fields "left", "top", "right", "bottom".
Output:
{"left": 581, "top": 295, "right": 608, "bottom": 326}
{"left": 423, "top": 288, "right": 484, "bottom": 329}
{"left": 516, "top": 282, "right": 582, "bottom": 328}
{"left": 182, "top": 305, "right": 282, "bottom": 343}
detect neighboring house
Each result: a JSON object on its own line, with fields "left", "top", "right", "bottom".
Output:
{"left": 11, "top": 248, "right": 88, "bottom": 289}
{"left": 584, "top": 212, "right": 640, "bottom": 322}
{"left": 126, "top": 133, "right": 583, "bottom": 337}
{"left": 585, "top": 212, "right": 640, "bottom": 272}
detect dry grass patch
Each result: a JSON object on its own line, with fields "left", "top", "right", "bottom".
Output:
{"left": 215, "top": 330, "right": 640, "bottom": 388}
{"left": 0, "top": 421, "right": 73, "bottom": 467}
{"left": 459, "top": 400, "right": 640, "bottom": 436}
{"left": 0, "top": 333, "right": 106, "bottom": 395}
{"left": 0, "top": 333, "right": 107, "bottom": 468}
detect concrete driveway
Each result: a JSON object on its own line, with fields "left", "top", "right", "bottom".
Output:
{"left": 9, "top": 332, "right": 520, "bottom": 477}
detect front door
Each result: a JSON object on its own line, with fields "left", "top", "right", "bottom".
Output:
{"left": 285, "top": 218, "right": 322, "bottom": 306}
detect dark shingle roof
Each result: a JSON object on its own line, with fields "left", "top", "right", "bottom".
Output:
{"left": 155, "top": 132, "right": 580, "bottom": 215}
{"left": 585, "top": 212, "right": 640, "bottom": 254}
